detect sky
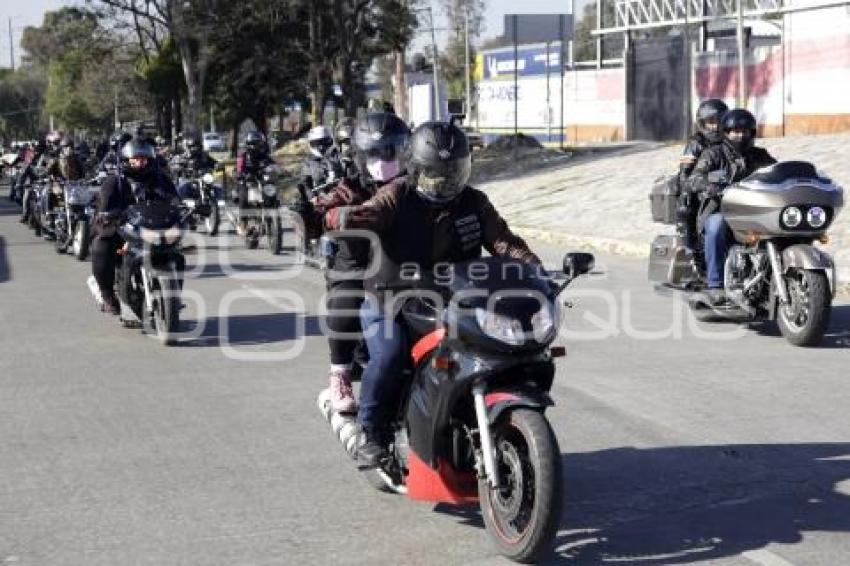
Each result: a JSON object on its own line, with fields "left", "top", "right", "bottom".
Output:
{"left": 2, "top": 0, "right": 580, "bottom": 69}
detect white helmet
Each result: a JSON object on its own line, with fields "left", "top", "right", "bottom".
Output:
{"left": 307, "top": 125, "right": 333, "bottom": 158}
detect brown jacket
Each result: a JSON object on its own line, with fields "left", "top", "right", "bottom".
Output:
{"left": 324, "top": 178, "right": 540, "bottom": 277}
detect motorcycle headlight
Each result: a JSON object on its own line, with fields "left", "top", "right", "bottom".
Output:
{"left": 531, "top": 302, "right": 560, "bottom": 343}
{"left": 138, "top": 227, "right": 162, "bottom": 245}
{"left": 138, "top": 227, "right": 182, "bottom": 245}
{"left": 806, "top": 206, "right": 828, "bottom": 229}
{"left": 263, "top": 184, "right": 277, "bottom": 197}
{"left": 781, "top": 206, "right": 803, "bottom": 229}
{"left": 162, "top": 226, "right": 183, "bottom": 244}
{"left": 475, "top": 308, "right": 525, "bottom": 346}
{"left": 202, "top": 173, "right": 215, "bottom": 185}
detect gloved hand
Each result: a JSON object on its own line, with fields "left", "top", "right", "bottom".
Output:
{"left": 704, "top": 183, "right": 724, "bottom": 199}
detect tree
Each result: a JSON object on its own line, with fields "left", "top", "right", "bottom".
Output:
{"left": 438, "top": 0, "right": 484, "bottom": 102}
{"left": 573, "top": 1, "right": 624, "bottom": 62}
{"left": 206, "top": 0, "right": 309, "bottom": 150}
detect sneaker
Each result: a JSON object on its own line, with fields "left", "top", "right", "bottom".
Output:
{"left": 329, "top": 367, "right": 357, "bottom": 414}
{"left": 356, "top": 426, "right": 386, "bottom": 468}
{"left": 705, "top": 288, "right": 729, "bottom": 307}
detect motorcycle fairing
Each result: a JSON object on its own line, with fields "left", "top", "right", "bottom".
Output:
{"left": 405, "top": 450, "right": 478, "bottom": 504}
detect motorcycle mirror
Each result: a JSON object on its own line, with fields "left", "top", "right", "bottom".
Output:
{"left": 563, "top": 252, "right": 595, "bottom": 280}
{"left": 707, "top": 169, "right": 728, "bottom": 184}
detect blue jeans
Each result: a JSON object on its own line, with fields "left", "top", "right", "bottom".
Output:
{"left": 704, "top": 213, "right": 733, "bottom": 289}
{"left": 357, "top": 298, "right": 408, "bottom": 430}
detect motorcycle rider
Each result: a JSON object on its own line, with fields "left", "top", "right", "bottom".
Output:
{"left": 91, "top": 137, "right": 179, "bottom": 314}
{"left": 18, "top": 134, "right": 59, "bottom": 224}
{"left": 97, "top": 131, "right": 132, "bottom": 174}
{"left": 301, "top": 126, "right": 344, "bottom": 199}
{"left": 325, "top": 120, "right": 542, "bottom": 465}
{"left": 311, "top": 112, "right": 411, "bottom": 413}
{"left": 679, "top": 99, "right": 728, "bottom": 250}
{"left": 688, "top": 108, "right": 777, "bottom": 304}
{"left": 234, "top": 131, "right": 275, "bottom": 222}
{"left": 333, "top": 117, "right": 358, "bottom": 178}
{"left": 58, "top": 137, "right": 85, "bottom": 181}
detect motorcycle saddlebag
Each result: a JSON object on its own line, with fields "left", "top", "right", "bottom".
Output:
{"left": 649, "top": 175, "right": 679, "bottom": 225}
{"left": 648, "top": 234, "right": 693, "bottom": 285}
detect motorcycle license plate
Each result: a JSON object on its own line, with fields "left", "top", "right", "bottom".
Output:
{"left": 183, "top": 199, "right": 196, "bottom": 208}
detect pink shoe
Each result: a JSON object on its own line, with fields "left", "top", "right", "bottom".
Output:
{"left": 329, "top": 367, "right": 357, "bottom": 414}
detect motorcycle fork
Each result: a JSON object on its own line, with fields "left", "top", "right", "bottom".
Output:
{"left": 472, "top": 382, "right": 501, "bottom": 489}
{"left": 765, "top": 241, "right": 790, "bottom": 305}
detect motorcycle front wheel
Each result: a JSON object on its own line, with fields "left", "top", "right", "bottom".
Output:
{"left": 205, "top": 202, "right": 220, "bottom": 236}
{"left": 151, "top": 277, "right": 181, "bottom": 346}
{"left": 267, "top": 214, "right": 282, "bottom": 255}
{"left": 777, "top": 268, "right": 831, "bottom": 347}
{"left": 72, "top": 220, "right": 91, "bottom": 261}
{"left": 480, "top": 409, "right": 562, "bottom": 564}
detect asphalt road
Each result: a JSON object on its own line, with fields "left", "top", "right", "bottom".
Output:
{"left": 1, "top": 195, "right": 849, "bottom": 566}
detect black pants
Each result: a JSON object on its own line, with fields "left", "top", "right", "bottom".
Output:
{"left": 326, "top": 279, "right": 365, "bottom": 365}
{"left": 92, "top": 234, "right": 122, "bottom": 302}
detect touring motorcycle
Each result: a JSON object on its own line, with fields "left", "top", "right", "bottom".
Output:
{"left": 649, "top": 161, "right": 843, "bottom": 346}
{"left": 176, "top": 167, "right": 223, "bottom": 236}
{"left": 318, "top": 253, "right": 595, "bottom": 562}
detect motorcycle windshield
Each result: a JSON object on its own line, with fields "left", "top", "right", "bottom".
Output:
{"left": 434, "top": 258, "right": 557, "bottom": 352}
{"left": 745, "top": 161, "right": 825, "bottom": 185}
{"left": 127, "top": 202, "right": 182, "bottom": 230}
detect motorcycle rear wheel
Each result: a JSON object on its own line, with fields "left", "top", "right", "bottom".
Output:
{"left": 777, "top": 268, "right": 831, "bottom": 347}
{"left": 480, "top": 409, "right": 561, "bottom": 564}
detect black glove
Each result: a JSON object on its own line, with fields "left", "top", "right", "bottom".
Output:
{"left": 704, "top": 183, "right": 724, "bottom": 199}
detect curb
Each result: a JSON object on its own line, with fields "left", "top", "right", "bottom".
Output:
{"left": 515, "top": 226, "right": 850, "bottom": 298}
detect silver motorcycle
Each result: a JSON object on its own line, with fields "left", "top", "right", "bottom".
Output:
{"left": 650, "top": 161, "right": 844, "bottom": 346}
{"left": 54, "top": 180, "right": 98, "bottom": 260}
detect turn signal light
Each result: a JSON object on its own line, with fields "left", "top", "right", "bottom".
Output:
{"left": 432, "top": 356, "right": 455, "bottom": 370}
{"left": 818, "top": 234, "right": 830, "bottom": 245}
{"left": 744, "top": 231, "right": 762, "bottom": 245}
{"left": 550, "top": 346, "right": 567, "bottom": 358}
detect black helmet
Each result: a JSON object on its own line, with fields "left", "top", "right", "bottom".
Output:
{"left": 722, "top": 108, "right": 758, "bottom": 153}
{"left": 408, "top": 121, "right": 471, "bottom": 205}
{"left": 244, "top": 131, "right": 266, "bottom": 153}
{"left": 110, "top": 131, "right": 132, "bottom": 152}
{"left": 696, "top": 98, "right": 728, "bottom": 143}
{"left": 353, "top": 112, "right": 410, "bottom": 182}
{"left": 120, "top": 137, "right": 157, "bottom": 179}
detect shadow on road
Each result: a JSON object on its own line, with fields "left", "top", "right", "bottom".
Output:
{"left": 0, "top": 236, "right": 10, "bottom": 283}
{"left": 187, "top": 262, "right": 295, "bottom": 279}
{"left": 544, "top": 442, "right": 850, "bottom": 564}
{"left": 179, "top": 313, "right": 324, "bottom": 347}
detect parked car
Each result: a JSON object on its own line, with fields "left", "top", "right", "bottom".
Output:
{"left": 203, "top": 132, "right": 226, "bottom": 152}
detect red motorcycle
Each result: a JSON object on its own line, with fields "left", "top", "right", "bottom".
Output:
{"left": 319, "top": 253, "right": 594, "bottom": 562}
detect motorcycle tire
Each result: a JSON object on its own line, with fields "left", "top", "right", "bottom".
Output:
{"left": 205, "top": 202, "right": 220, "bottom": 236}
{"left": 777, "top": 268, "right": 831, "bottom": 347}
{"left": 152, "top": 277, "right": 181, "bottom": 346}
{"left": 72, "top": 220, "right": 91, "bottom": 261}
{"left": 479, "top": 408, "right": 561, "bottom": 564}
{"left": 267, "top": 215, "right": 282, "bottom": 255}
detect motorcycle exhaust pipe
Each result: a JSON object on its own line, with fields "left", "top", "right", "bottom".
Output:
{"left": 317, "top": 388, "right": 359, "bottom": 458}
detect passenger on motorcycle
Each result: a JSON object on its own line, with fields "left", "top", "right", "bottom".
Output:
{"left": 324, "top": 120, "right": 542, "bottom": 466}
{"left": 91, "top": 138, "right": 179, "bottom": 315}
{"left": 312, "top": 112, "right": 411, "bottom": 414}
{"left": 679, "top": 99, "right": 728, "bottom": 249}
{"left": 58, "top": 137, "right": 85, "bottom": 181}
{"left": 688, "top": 109, "right": 777, "bottom": 304}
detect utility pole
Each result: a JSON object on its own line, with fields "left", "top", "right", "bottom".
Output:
{"left": 9, "top": 18, "right": 15, "bottom": 71}
{"left": 464, "top": 8, "right": 471, "bottom": 119}
{"left": 428, "top": 7, "right": 441, "bottom": 120}
{"left": 737, "top": 0, "right": 747, "bottom": 107}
